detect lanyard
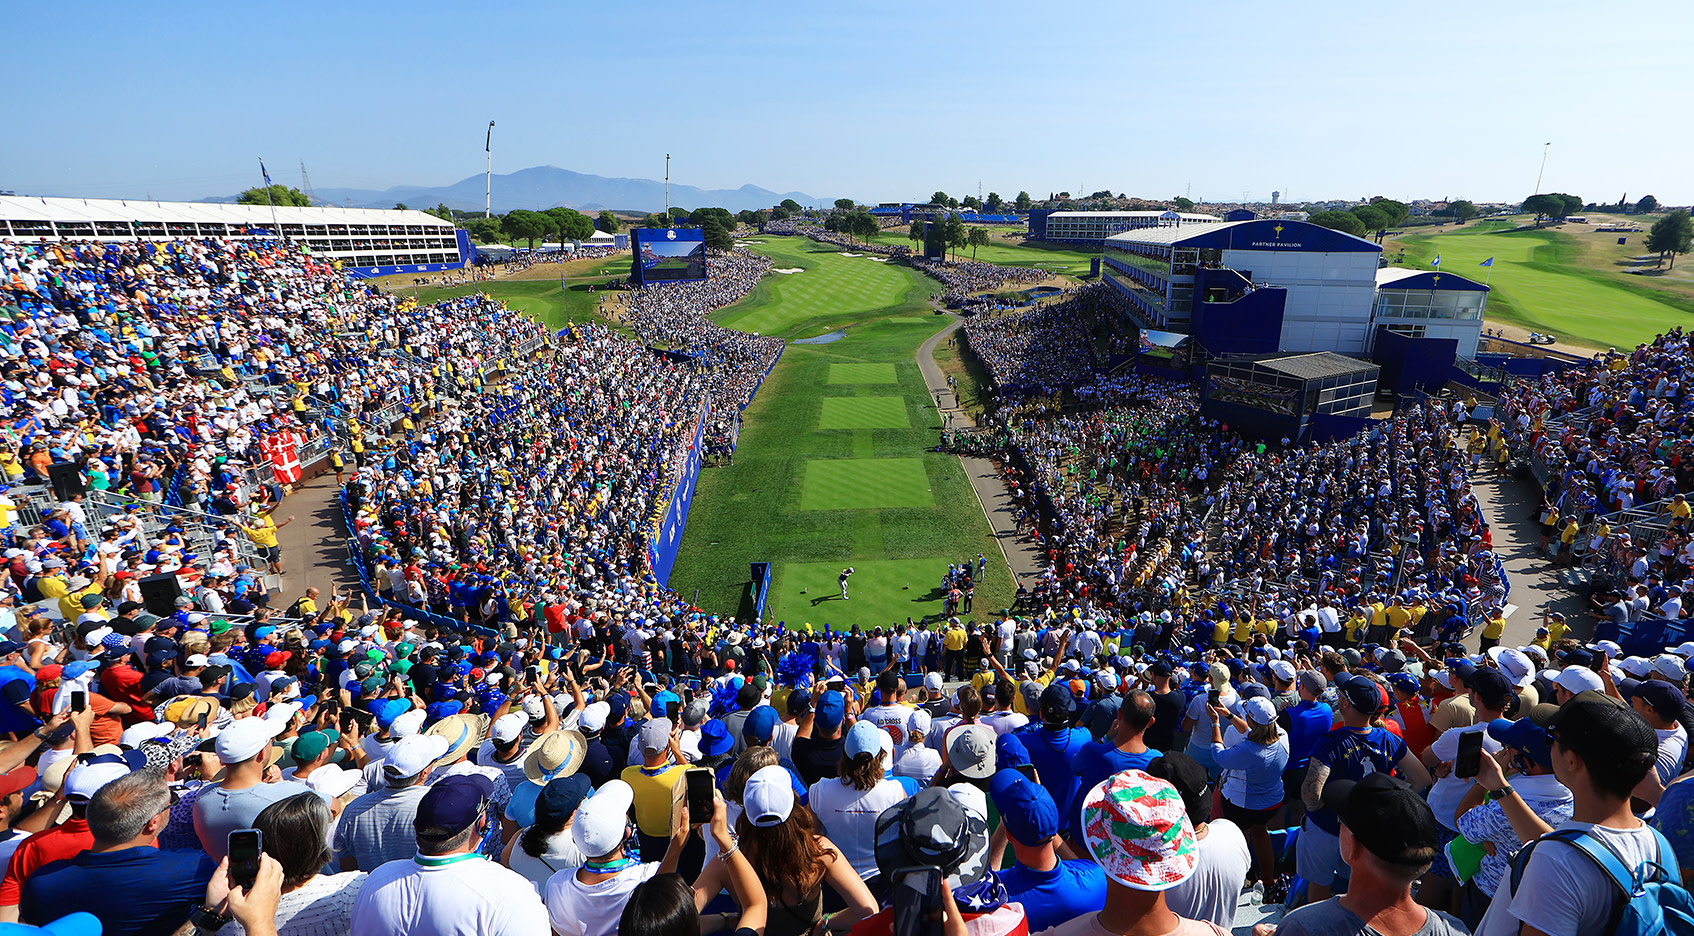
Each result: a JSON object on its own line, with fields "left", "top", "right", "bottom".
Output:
{"left": 584, "top": 855, "right": 638, "bottom": 873}
{"left": 413, "top": 852, "right": 483, "bottom": 869}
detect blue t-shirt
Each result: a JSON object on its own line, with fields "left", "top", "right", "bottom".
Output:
{"left": 1067, "top": 741, "right": 1160, "bottom": 842}
{"left": 20, "top": 846, "right": 218, "bottom": 936}
{"left": 0, "top": 665, "right": 39, "bottom": 735}
{"left": 1281, "top": 699, "right": 1335, "bottom": 769}
{"left": 1019, "top": 725, "right": 1093, "bottom": 831}
{"left": 998, "top": 859, "right": 1108, "bottom": 932}
{"left": 1305, "top": 726, "right": 1408, "bottom": 835}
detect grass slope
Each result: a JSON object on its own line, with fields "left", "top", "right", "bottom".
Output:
{"left": 1391, "top": 224, "right": 1694, "bottom": 348}
{"left": 668, "top": 236, "right": 1013, "bottom": 627}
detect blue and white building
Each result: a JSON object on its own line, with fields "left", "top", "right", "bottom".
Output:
{"left": 1100, "top": 218, "right": 1385, "bottom": 355}
{"left": 1029, "top": 209, "right": 1221, "bottom": 244}
{"left": 1372, "top": 268, "right": 1489, "bottom": 360}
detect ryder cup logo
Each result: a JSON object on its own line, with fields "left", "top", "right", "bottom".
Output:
{"left": 666, "top": 230, "right": 676, "bottom": 240}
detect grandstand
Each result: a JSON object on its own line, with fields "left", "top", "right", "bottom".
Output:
{"left": 0, "top": 195, "right": 469, "bottom": 276}
{"left": 1027, "top": 208, "right": 1222, "bottom": 243}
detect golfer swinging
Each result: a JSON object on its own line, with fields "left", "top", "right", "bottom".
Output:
{"left": 839, "top": 566, "right": 854, "bottom": 600}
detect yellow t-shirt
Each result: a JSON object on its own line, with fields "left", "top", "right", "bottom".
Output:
{"left": 944, "top": 628, "right": 967, "bottom": 652}
{"left": 621, "top": 763, "right": 686, "bottom": 837}
{"left": 1672, "top": 500, "right": 1692, "bottom": 521}
{"left": 242, "top": 515, "right": 280, "bottom": 548}
{"left": 59, "top": 582, "right": 102, "bottom": 622}
{"left": 1482, "top": 614, "right": 1507, "bottom": 640}
{"left": 1211, "top": 618, "right": 1230, "bottom": 646}
{"left": 1560, "top": 521, "right": 1580, "bottom": 545}
{"left": 1231, "top": 616, "right": 1254, "bottom": 643}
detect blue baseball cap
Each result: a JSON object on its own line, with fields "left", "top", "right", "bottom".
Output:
{"left": 1488, "top": 712, "right": 1555, "bottom": 769}
{"left": 414, "top": 773, "right": 493, "bottom": 840}
{"left": 990, "top": 772, "right": 1059, "bottom": 846}
{"left": 814, "top": 691, "right": 845, "bottom": 732}
{"left": 996, "top": 732, "right": 1031, "bottom": 770}
{"left": 743, "top": 705, "right": 779, "bottom": 744}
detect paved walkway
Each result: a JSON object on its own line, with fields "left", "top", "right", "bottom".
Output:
{"left": 271, "top": 471, "right": 364, "bottom": 603}
{"left": 1467, "top": 460, "right": 1593, "bottom": 647}
{"left": 915, "top": 316, "right": 1045, "bottom": 584}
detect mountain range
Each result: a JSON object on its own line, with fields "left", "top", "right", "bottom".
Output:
{"left": 223, "top": 166, "right": 830, "bottom": 215}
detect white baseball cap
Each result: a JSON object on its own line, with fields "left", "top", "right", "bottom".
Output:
{"left": 742, "top": 765, "right": 795, "bottom": 828}
{"left": 1268, "top": 660, "right": 1297, "bottom": 683}
{"left": 214, "top": 716, "right": 286, "bottom": 765}
{"left": 64, "top": 758, "right": 132, "bottom": 800}
{"left": 492, "top": 712, "right": 528, "bottom": 744}
{"left": 390, "top": 708, "right": 426, "bottom": 738}
{"left": 924, "top": 672, "right": 943, "bottom": 693}
{"left": 573, "top": 779, "right": 635, "bottom": 859}
{"left": 1243, "top": 696, "right": 1278, "bottom": 726}
{"left": 1554, "top": 667, "right": 1604, "bottom": 695}
{"left": 306, "top": 764, "right": 360, "bottom": 802}
{"left": 578, "top": 701, "right": 610, "bottom": 733}
{"left": 382, "top": 733, "right": 451, "bottom": 779}
{"left": 119, "top": 721, "right": 173, "bottom": 749}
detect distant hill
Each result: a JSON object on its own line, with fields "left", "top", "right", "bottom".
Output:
{"left": 221, "top": 166, "right": 829, "bottom": 215}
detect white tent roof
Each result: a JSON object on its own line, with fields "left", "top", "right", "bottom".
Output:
{"left": 586, "top": 229, "right": 616, "bottom": 242}
{"left": 0, "top": 195, "right": 457, "bottom": 229}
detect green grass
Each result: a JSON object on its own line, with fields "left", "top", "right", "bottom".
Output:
{"left": 817, "top": 396, "right": 912, "bottom": 430}
{"left": 799, "top": 458, "right": 933, "bottom": 510}
{"left": 826, "top": 363, "right": 898, "bottom": 384}
{"left": 864, "top": 232, "right": 1098, "bottom": 277}
{"left": 772, "top": 559, "right": 970, "bottom": 630}
{"left": 399, "top": 277, "right": 628, "bottom": 333}
{"left": 668, "top": 235, "right": 1014, "bottom": 627}
{"left": 1393, "top": 228, "right": 1694, "bottom": 348}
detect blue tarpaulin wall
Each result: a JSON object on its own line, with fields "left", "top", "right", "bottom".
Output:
{"left": 648, "top": 406, "right": 708, "bottom": 586}
{"left": 1191, "top": 277, "right": 1285, "bottom": 356}
{"left": 1373, "top": 329, "right": 1458, "bottom": 395}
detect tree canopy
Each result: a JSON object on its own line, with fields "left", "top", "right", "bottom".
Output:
{"left": 501, "top": 209, "right": 549, "bottom": 248}
{"left": 1646, "top": 210, "right": 1693, "bottom": 269}
{"left": 1636, "top": 195, "right": 1659, "bottom": 214}
{"left": 961, "top": 195, "right": 981, "bottom": 210}
{"left": 834, "top": 198, "right": 856, "bottom": 210}
{"left": 700, "top": 216, "right": 734, "bottom": 252}
{"left": 1450, "top": 200, "right": 1478, "bottom": 222}
{"left": 597, "top": 210, "right": 620, "bottom": 233}
{"left": 545, "top": 207, "right": 595, "bottom": 242}
{"left": 237, "top": 185, "right": 310, "bottom": 207}
{"left": 1307, "top": 211, "right": 1367, "bottom": 237}
{"left": 1014, "top": 191, "right": 1032, "bottom": 212}
{"left": 985, "top": 192, "right": 1004, "bottom": 213}
{"left": 779, "top": 198, "right": 803, "bottom": 211}
{"left": 1350, "top": 204, "right": 1390, "bottom": 237}
{"left": 1172, "top": 196, "right": 1195, "bottom": 211}
{"left": 465, "top": 218, "right": 503, "bottom": 244}
{"left": 967, "top": 227, "right": 990, "bottom": 260}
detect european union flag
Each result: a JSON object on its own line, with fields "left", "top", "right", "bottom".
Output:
{"left": 1479, "top": 257, "right": 1494, "bottom": 267}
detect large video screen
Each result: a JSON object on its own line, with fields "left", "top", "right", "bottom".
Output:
{"left": 632, "top": 228, "right": 707, "bottom": 285}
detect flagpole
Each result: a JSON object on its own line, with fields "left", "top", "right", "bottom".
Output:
{"left": 258, "top": 158, "right": 280, "bottom": 241}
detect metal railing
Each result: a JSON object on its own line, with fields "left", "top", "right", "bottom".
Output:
{"left": 83, "top": 489, "right": 272, "bottom": 569}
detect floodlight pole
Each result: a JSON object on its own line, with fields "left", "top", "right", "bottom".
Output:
{"left": 1533, "top": 142, "right": 1551, "bottom": 195}
{"left": 665, "top": 154, "right": 671, "bottom": 220}
{"left": 485, "top": 121, "right": 496, "bottom": 219}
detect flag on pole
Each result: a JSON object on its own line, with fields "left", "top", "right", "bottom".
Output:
{"left": 259, "top": 159, "right": 271, "bottom": 186}
{"left": 1479, "top": 257, "right": 1493, "bottom": 267}
{"left": 1431, "top": 254, "right": 1441, "bottom": 269}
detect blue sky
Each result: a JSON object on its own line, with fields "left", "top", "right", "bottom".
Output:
{"left": 8, "top": 1, "right": 1692, "bottom": 206}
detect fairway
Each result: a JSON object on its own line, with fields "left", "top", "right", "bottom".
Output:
{"left": 391, "top": 275, "right": 631, "bottom": 334}
{"left": 712, "top": 236, "right": 927, "bottom": 337}
{"left": 774, "top": 559, "right": 971, "bottom": 629}
{"left": 817, "top": 396, "right": 911, "bottom": 429}
{"left": 799, "top": 458, "right": 932, "bottom": 510}
{"left": 1393, "top": 228, "right": 1694, "bottom": 348}
{"left": 827, "top": 362, "right": 898, "bottom": 384}
{"left": 668, "top": 234, "right": 1015, "bottom": 628}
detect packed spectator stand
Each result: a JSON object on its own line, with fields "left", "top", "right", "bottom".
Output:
{"left": 0, "top": 229, "right": 1690, "bottom": 936}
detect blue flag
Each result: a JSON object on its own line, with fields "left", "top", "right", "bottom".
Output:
{"left": 1479, "top": 257, "right": 1493, "bottom": 267}
{"left": 259, "top": 158, "right": 271, "bottom": 186}
{"left": 1431, "top": 254, "right": 1441, "bottom": 269}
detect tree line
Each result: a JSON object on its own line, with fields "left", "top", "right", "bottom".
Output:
{"left": 1306, "top": 198, "right": 1413, "bottom": 240}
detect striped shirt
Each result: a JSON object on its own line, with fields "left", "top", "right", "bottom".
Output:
{"left": 334, "top": 785, "right": 431, "bottom": 871}
{"left": 217, "top": 871, "right": 365, "bottom": 936}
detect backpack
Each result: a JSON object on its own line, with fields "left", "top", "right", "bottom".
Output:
{"left": 1509, "top": 826, "right": 1694, "bottom": 936}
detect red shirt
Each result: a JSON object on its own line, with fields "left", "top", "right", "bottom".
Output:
{"left": 0, "top": 818, "right": 91, "bottom": 906}
{"left": 97, "top": 665, "right": 154, "bottom": 724}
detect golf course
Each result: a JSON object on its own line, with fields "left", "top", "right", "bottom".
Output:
{"left": 663, "top": 235, "right": 1015, "bottom": 628}
{"left": 1389, "top": 217, "right": 1694, "bottom": 349}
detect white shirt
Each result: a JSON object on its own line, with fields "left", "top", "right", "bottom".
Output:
{"left": 1479, "top": 819, "right": 1668, "bottom": 936}
{"left": 1164, "top": 819, "right": 1250, "bottom": 931}
{"left": 506, "top": 828, "right": 584, "bottom": 894}
{"left": 1656, "top": 723, "right": 1689, "bottom": 785}
{"left": 892, "top": 745, "right": 941, "bottom": 785}
{"left": 1427, "top": 724, "right": 1504, "bottom": 831}
{"left": 544, "top": 861, "right": 661, "bottom": 936}
{"left": 351, "top": 853, "right": 549, "bottom": 936}
{"left": 221, "top": 871, "right": 365, "bottom": 936}
{"left": 806, "top": 776, "right": 908, "bottom": 878}
{"left": 770, "top": 720, "right": 798, "bottom": 763}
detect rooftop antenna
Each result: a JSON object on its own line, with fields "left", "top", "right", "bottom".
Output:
{"left": 299, "top": 160, "right": 318, "bottom": 206}
{"left": 1534, "top": 142, "right": 1551, "bottom": 195}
